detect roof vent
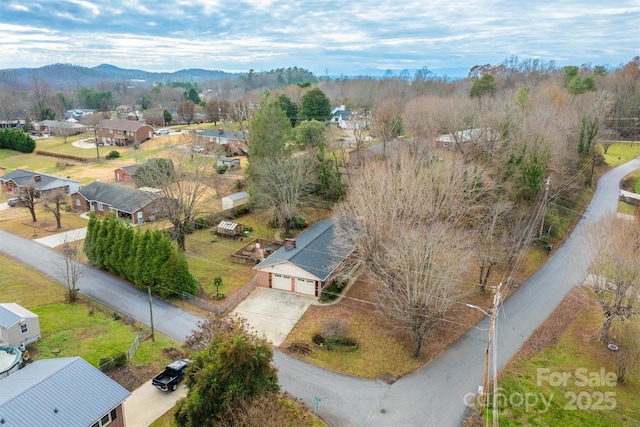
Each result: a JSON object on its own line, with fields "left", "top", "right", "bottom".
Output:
{"left": 284, "top": 238, "right": 296, "bottom": 250}
{"left": 218, "top": 127, "right": 224, "bottom": 134}
{"left": 53, "top": 408, "right": 59, "bottom": 414}
{"left": 34, "top": 175, "right": 41, "bottom": 182}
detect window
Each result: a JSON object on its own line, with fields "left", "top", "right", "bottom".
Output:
{"left": 20, "top": 323, "right": 28, "bottom": 334}
{"left": 97, "top": 202, "right": 104, "bottom": 211}
{"left": 90, "top": 409, "right": 115, "bottom": 427}
{"left": 75, "top": 198, "right": 80, "bottom": 206}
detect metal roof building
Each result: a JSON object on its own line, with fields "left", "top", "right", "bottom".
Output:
{"left": 0, "top": 357, "right": 130, "bottom": 427}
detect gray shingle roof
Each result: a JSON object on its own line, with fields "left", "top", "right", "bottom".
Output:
{"left": 0, "top": 169, "right": 78, "bottom": 192}
{"left": 254, "top": 219, "right": 352, "bottom": 281}
{"left": 225, "top": 191, "right": 249, "bottom": 201}
{"left": 118, "top": 164, "right": 143, "bottom": 175}
{"left": 97, "top": 118, "right": 150, "bottom": 132}
{"left": 0, "top": 357, "right": 130, "bottom": 427}
{"left": 200, "top": 129, "right": 243, "bottom": 140}
{"left": 76, "top": 181, "right": 158, "bottom": 213}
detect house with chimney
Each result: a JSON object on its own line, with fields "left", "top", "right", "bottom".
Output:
{"left": 96, "top": 119, "right": 154, "bottom": 146}
{"left": 195, "top": 128, "right": 247, "bottom": 155}
{"left": 253, "top": 219, "right": 352, "bottom": 297}
{"left": 1, "top": 169, "right": 79, "bottom": 197}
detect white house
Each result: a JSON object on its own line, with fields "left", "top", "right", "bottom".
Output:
{"left": 221, "top": 191, "right": 250, "bottom": 211}
{"left": 0, "top": 303, "right": 41, "bottom": 347}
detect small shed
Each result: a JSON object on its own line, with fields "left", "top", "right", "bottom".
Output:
{"left": 0, "top": 303, "right": 41, "bottom": 347}
{"left": 215, "top": 220, "right": 246, "bottom": 237}
{"left": 221, "top": 191, "right": 250, "bottom": 211}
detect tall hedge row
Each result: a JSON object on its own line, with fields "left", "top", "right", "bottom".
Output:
{"left": 84, "top": 215, "right": 198, "bottom": 297}
{"left": 0, "top": 129, "right": 36, "bottom": 153}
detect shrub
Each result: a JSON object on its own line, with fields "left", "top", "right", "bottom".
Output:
{"left": 216, "top": 164, "right": 229, "bottom": 174}
{"left": 290, "top": 215, "right": 307, "bottom": 230}
{"left": 114, "top": 352, "right": 127, "bottom": 367}
{"left": 193, "top": 217, "right": 211, "bottom": 230}
{"left": 319, "top": 279, "right": 348, "bottom": 302}
{"left": 320, "top": 318, "right": 350, "bottom": 340}
{"left": 235, "top": 180, "right": 244, "bottom": 191}
{"left": 106, "top": 150, "right": 120, "bottom": 159}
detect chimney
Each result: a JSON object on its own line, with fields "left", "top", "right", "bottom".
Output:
{"left": 34, "top": 175, "right": 41, "bottom": 182}
{"left": 218, "top": 127, "right": 224, "bottom": 135}
{"left": 284, "top": 238, "right": 296, "bottom": 250}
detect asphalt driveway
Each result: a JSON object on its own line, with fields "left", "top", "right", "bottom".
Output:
{"left": 231, "top": 287, "right": 316, "bottom": 346}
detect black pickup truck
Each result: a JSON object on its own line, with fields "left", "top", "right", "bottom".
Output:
{"left": 152, "top": 359, "right": 189, "bottom": 391}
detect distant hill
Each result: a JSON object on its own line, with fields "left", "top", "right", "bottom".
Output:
{"left": 0, "top": 63, "right": 242, "bottom": 90}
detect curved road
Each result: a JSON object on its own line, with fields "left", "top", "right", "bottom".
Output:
{"left": 1, "top": 157, "right": 638, "bottom": 426}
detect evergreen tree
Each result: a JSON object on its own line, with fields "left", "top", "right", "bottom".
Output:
{"left": 133, "top": 230, "right": 153, "bottom": 289}
{"left": 278, "top": 93, "right": 298, "bottom": 127}
{"left": 159, "top": 250, "right": 198, "bottom": 297}
{"left": 83, "top": 214, "right": 98, "bottom": 264}
{"left": 175, "top": 321, "right": 279, "bottom": 426}
{"left": 298, "top": 87, "right": 332, "bottom": 122}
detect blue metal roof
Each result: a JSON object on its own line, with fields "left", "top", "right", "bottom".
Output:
{"left": 254, "top": 219, "right": 352, "bottom": 281}
{"left": 0, "top": 357, "right": 130, "bottom": 427}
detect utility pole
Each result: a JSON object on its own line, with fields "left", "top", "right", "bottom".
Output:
{"left": 480, "top": 283, "right": 502, "bottom": 417}
{"left": 148, "top": 286, "right": 155, "bottom": 342}
{"left": 539, "top": 176, "right": 550, "bottom": 238}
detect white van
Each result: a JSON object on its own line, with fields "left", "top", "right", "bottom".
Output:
{"left": 155, "top": 128, "right": 170, "bottom": 136}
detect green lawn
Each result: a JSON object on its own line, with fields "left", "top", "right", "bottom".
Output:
{"left": 0, "top": 252, "right": 176, "bottom": 370}
{"left": 601, "top": 141, "right": 640, "bottom": 166}
{"left": 489, "top": 302, "right": 640, "bottom": 426}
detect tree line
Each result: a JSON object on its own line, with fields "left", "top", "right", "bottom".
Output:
{"left": 84, "top": 215, "right": 197, "bottom": 297}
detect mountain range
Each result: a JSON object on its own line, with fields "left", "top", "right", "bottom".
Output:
{"left": 0, "top": 63, "right": 241, "bottom": 90}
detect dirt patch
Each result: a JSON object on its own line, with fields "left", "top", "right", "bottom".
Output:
{"left": 107, "top": 364, "right": 158, "bottom": 392}
{"left": 22, "top": 219, "right": 70, "bottom": 233}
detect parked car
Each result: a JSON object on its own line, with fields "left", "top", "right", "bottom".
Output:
{"left": 155, "top": 128, "right": 170, "bottom": 136}
{"left": 192, "top": 146, "right": 205, "bottom": 153}
{"left": 152, "top": 359, "right": 190, "bottom": 391}
{"left": 7, "top": 197, "right": 25, "bottom": 207}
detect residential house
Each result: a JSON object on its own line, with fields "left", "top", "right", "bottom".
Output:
{"left": 114, "top": 164, "right": 143, "bottom": 184}
{"left": 33, "top": 120, "right": 87, "bottom": 136}
{"left": 435, "top": 128, "right": 498, "bottom": 150}
{"left": 221, "top": 191, "right": 249, "bottom": 211}
{"left": 0, "top": 303, "right": 41, "bottom": 347}
{"left": 71, "top": 181, "right": 164, "bottom": 225}
{"left": 196, "top": 128, "right": 247, "bottom": 155}
{"left": 1, "top": 169, "right": 79, "bottom": 197}
{"left": 96, "top": 119, "right": 154, "bottom": 146}
{"left": 253, "top": 219, "right": 352, "bottom": 297}
{"left": 216, "top": 157, "right": 241, "bottom": 170}
{"left": 0, "top": 356, "right": 130, "bottom": 427}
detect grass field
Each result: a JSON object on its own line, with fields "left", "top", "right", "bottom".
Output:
{"left": 0, "top": 252, "right": 176, "bottom": 374}
{"left": 485, "top": 290, "right": 640, "bottom": 426}
{"left": 601, "top": 141, "right": 640, "bottom": 166}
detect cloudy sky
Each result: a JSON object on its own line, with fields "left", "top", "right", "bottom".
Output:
{"left": 1, "top": 0, "right": 638, "bottom": 77}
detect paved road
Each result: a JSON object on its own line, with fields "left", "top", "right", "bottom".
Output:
{"left": 1, "top": 157, "right": 638, "bottom": 426}
{"left": 0, "top": 232, "right": 206, "bottom": 343}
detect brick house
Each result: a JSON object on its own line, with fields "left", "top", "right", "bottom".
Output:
{"left": 1, "top": 169, "right": 79, "bottom": 197}
{"left": 253, "top": 219, "right": 352, "bottom": 297}
{"left": 71, "top": 181, "right": 164, "bottom": 225}
{"left": 0, "top": 357, "right": 130, "bottom": 427}
{"left": 96, "top": 119, "right": 154, "bottom": 146}
{"left": 195, "top": 128, "right": 247, "bottom": 155}
{"left": 114, "top": 164, "right": 143, "bottom": 184}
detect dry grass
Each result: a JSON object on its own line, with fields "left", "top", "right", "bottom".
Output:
{"left": 283, "top": 274, "right": 493, "bottom": 379}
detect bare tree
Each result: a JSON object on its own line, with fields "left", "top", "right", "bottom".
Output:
{"left": 59, "top": 238, "right": 83, "bottom": 302}
{"left": 134, "top": 155, "right": 213, "bottom": 251}
{"left": 178, "top": 100, "right": 196, "bottom": 125}
{"left": 586, "top": 214, "right": 640, "bottom": 343}
{"left": 19, "top": 184, "right": 39, "bottom": 222}
{"left": 30, "top": 77, "right": 56, "bottom": 121}
{"left": 334, "top": 151, "right": 485, "bottom": 356}
{"left": 252, "top": 155, "right": 318, "bottom": 236}
{"left": 475, "top": 201, "right": 510, "bottom": 292}
{"left": 42, "top": 188, "right": 68, "bottom": 229}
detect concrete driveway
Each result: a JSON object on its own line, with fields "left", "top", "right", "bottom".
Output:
{"left": 231, "top": 288, "right": 316, "bottom": 346}
{"left": 123, "top": 381, "right": 187, "bottom": 427}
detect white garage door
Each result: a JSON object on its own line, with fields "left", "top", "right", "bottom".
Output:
{"left": 272, "top": 274, "right": 292, "bottom": 291}
{"left": 295, "top": 278, "right": 316, "bottom": 296}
